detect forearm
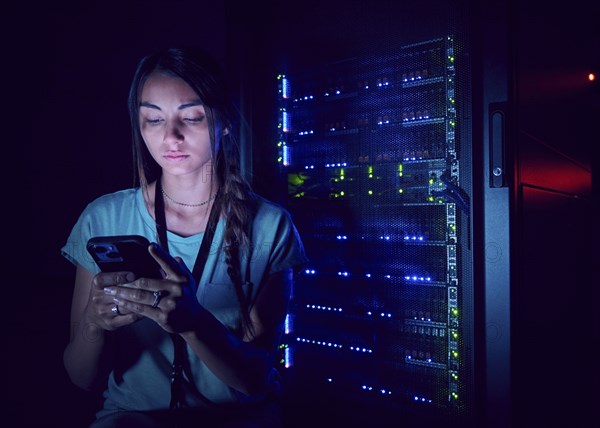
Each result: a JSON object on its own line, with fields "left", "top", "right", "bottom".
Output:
{"left": 63, "top": 314, "right": 112, "bottom": 391}
{"left": 180, "top": 309, "right": 274, "bottom": 397}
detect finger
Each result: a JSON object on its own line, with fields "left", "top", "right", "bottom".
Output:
{"left": 113, "top": 297, "right": 161, "bottom": 318}
{"left": 174, "top": 256, "right": 196, "bottom": 292}
{"left": 104, "top": 284, "right": 171, "bottom": 305}
{"left": 92, "top": 271, "right": 135, "bottom": 290}
{"left": 110, "top": 304, "right": 133, "bottom": 317}
{"left": 149, "top": 243, "right": 187, "bottom": 280}
{"left": 110, "top": 310, "right": 142, "bottom": 327}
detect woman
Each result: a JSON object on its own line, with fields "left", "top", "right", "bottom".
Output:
{"left": 61, "top": 47, "right": 307, "bottom": 427}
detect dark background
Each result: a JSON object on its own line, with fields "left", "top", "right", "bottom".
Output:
{"left": 6, "top": 0, "right": 599, "bottom": 426}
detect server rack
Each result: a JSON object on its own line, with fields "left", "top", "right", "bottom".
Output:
{"left": 227, "top": 1, "right": 596, "bottom": 426}
{"left": 274, "top": 34, "right": 474, "bottom": 426}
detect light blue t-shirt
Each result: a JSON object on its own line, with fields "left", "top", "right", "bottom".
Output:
{"left": 61, "top": 187, "right": 307, "bottom": 417}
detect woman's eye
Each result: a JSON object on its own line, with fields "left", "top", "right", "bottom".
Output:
{"left": 184, "top": 117, "right": 204, "bottom": 123}
{"left": 145, "top": 118, "right": 163, "bottom": 125}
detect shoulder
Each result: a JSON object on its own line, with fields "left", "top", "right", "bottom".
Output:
{"left": 250, "top": 193, "right": 295, "bottom": 224}
{"left": 84, "top": 188, "right": 139, "bottom": 213}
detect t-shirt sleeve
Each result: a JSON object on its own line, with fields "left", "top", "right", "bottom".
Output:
{"left": 265, "top": 209, "right": 309, "bottom": 275}
{"left": 60, "top": 203, "right": 101, "bottom": 274}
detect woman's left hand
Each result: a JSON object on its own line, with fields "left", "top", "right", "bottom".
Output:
{"left": 103, "top": 243, "right": 202, "bottom": 334}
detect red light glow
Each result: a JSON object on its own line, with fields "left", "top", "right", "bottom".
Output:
{"left": 589, "top": 73, "right": 596, "bottom": 82}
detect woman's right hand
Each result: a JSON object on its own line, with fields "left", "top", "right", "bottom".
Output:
{"left": 84, "top": 271, "right": 144, "bottom": 330}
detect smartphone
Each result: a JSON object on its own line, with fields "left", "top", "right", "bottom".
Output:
{"left": 86, "top": 235, "right": 163, "bottom": 279}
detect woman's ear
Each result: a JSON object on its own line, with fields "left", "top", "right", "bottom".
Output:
{"left": 222, "top": 127, "right": 229, "bottom": 136}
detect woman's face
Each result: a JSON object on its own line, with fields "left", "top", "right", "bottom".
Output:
{"left": 139, "top": 72, "right": 214, "bottom": 179}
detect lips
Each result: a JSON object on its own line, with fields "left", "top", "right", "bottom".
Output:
{"left": 163, "top": 152, "right": 189, "bottom": 161}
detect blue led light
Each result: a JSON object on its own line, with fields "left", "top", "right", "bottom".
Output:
{"left": 349, "top": 346, "right": 372, "bottom": 353}
{"left": 282, "top": 111, "right": 289, "bottom": 133}
{"left": 281, "top": 77, "right": 289, "bottom": 98}
{"left": 404, "top": 275, "right": 432, "bottom": 282}
{"left": 284, "top": 346, "right": 293, "bottom": 368}
{"left": 282, "top": 145, "right": 290, "bottom": 166}
{"left": 284, "top": 314, "right": 293, "bottom": 334}
{"left": 306, "top": 304, "right": 343, "bottom": 312}
{"left": 296, "top": 337, "right": 343, "bottom": 349}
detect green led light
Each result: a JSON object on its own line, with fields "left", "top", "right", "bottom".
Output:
{"left": 340, "top": 191, "right": 345, "bottom": 196}
{"left": 429, "top": 178, "right": 435, "bottom": 185}
{"left": 277, "top": 157, "right": 282, "bottom": 163}
{"left": 398, "top": 188, "right": 404, "bottom": 194}
{"left": 368, "top": 190, "right": 373, "bottom": 195}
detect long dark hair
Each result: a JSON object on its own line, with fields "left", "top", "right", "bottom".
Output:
{"left": 127, "top": 47, "right": 255, "bottom": 335}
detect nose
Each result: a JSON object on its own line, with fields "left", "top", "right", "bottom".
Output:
{"left": 164, "top": 120, "right": 184, "bottom": 144}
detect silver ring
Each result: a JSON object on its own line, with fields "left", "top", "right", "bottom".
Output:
{"left": 111, "top": 305, "right": 122, "bottom": 315}
{"left": 151, "top": 290, "right": 164, "bottom": 308}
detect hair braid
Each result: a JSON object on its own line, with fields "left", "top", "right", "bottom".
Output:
{"left": 219, "top": 142, "right": 256, "bottom": 337}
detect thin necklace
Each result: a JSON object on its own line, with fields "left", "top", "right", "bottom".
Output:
{"left": 161, "top": 187, "right": 217, "bottom": 208}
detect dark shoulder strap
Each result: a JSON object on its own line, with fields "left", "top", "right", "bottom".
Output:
{"left": 154, "top": 178, "right": 221, "bottom": 409}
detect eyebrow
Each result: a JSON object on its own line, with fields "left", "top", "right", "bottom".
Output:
{"left": 139, "top": 101, "right": 204, "bottom": 110}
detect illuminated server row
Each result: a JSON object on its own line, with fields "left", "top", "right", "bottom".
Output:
{"left": 275, "top": 36, "right": 468, "bottom": 419}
